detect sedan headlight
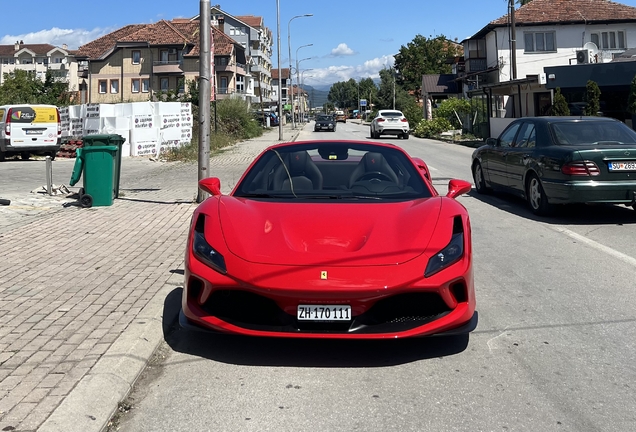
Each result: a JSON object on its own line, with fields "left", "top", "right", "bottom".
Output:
{"left": 425, "top": 217, "right": 465, "bottom": 277}
{"left": 193, "top": 215, "right": 227, "bottom": 274}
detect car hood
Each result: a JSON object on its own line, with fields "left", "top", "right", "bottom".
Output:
{"left": 217, "top": 197, "right": 442, "bottom": 266}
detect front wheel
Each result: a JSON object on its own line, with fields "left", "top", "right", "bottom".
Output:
{"left": 526, "top": 175, "right": 553, "bottom": 215}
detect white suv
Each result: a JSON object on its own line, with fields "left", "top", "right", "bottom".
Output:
{"left": 370, "top": 110, "right": 410, "bottom": 140}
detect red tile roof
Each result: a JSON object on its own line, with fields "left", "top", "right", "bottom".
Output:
{"left": 271, "top": 68, "right": 290, "bottom": 80}
{"left": 235, "top": 15, "right": 263, "bottom": 28}
{"left": 491, "top": 0, "right": 636, "bottom": 25}
{"left": 76, "top": 24, "right": 146, "bottom": 59}
{"left": 76, "top": 20, "right": 239, "bottom": 60}
{"left": 0, "top": 43, "right": 62, "bottom": 56}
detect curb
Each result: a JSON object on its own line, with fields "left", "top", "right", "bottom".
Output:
{"left": 38, "top": 272, "right": 182, "bottom": 432}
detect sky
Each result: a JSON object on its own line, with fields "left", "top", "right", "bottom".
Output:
{"left": 4, "top": 0, "right": 636, "bottom": 88}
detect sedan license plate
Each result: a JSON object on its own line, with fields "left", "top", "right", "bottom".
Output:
{"left": 608, "top": 161, "right": 636, "bottom": 171}
{"left": 297, "top": 305, "right": 351, "bottom": 321}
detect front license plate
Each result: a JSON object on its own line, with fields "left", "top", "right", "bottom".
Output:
{"left": 608, "top": 161, "right": 636, "bottom": 171}
{"left": 297, "top": 305, "right": 351, "bottom": 321}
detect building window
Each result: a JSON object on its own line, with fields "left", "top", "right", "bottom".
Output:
{"left": 132, "top": 50, "right": 141, "bottom": 65}
{"left": 160, "top": 50, "right": 169, "bottom": 63}
{"left": 132, "top": 79, "right": 140, "bottom": 93}
{"left": 178, "top": 78, "right": 185, "bottom": 93}
{"left": 524, "top": 31, "right": 556, "bottom": 52}
{"left": 98, "top": 80, "right": 107, "bottom": 94}
{"left": 591, "top": 31, "right": 625, "bottom": 50}
{"left": 110, "top": 79, "right": 119, "bottom": 94}
{"left": 236, "top": 75, "right": 245, "bottom": 93}
{"left": 142, "top": 79, "right": 150, "bottom": 93}
{"left": 467, "top": 39, "right": 486, "bottom": 58}
{"left": 230, "top": 26, "right": 235, "bottom": 35}
{"left": 160, "top": 77, "right": 169, "bottom": 91}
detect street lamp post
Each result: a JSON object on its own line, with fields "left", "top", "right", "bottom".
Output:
{"left": 295, "top": 45, "right": 312, "bottom": 123}
{"left": 300, "top": 69, "right": 313, "bottom": 122}
{"left": 288, "top": 13, "right": 313, "bottom": 129}
{"left": 296, "top": 57, "right": 312, "bottom": 124}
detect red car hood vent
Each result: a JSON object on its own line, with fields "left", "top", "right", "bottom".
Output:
{"left": 218, "top": 197, "right": 442, "bottom": 266}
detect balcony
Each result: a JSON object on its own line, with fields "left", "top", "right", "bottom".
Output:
{"left": 466, "top": 58, "right": 487, "bottom": 73}
{"left": 215, "top": 63, "right": 247, "bottom": 75}
{"left": 78, "top": 68, "right": 89, "bottom": 79}
{"left": 153, "top": 60, "right": 184, "bottom": 74}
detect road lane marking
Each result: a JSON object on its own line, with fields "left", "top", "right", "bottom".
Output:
{"left": 550, "top": 226, "right": 636, "bottom": 269}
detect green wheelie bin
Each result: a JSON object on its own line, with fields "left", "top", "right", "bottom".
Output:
{"left": 81, "top": 134, "right": 126, "bottom": 198}
{"left": 69, "top": 145, "right": 118, "bottom": 207}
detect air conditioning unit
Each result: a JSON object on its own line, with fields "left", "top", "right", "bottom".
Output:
{"left": 168, "top": 48, "right": 178, "bottom": 55}
{"left": 576, "top": 49, "right": 592, "bottom": 64}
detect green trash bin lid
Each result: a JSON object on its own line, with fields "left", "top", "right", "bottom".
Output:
{"left": 69, "top": 147, "right": 84, "bottom": 186}
{"left": 83, "top": 134, "right": 126, "bottom": 146}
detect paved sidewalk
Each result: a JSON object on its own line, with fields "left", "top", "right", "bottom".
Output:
{"left": 0, "top": 124, "right": 301, "bottom": 432}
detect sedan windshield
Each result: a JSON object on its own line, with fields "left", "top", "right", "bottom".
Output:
{"left": 550, "top": 121, "right": 636, "bottom": 145}
{"left": 316, "top": 115, "right": 332, "bottom": 122}
{"left": 234, "top": 142, "right": 431, "bottom": 201}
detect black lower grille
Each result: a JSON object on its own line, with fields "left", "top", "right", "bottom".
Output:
{"left": 199, "top": 290, "right": 451, "bottom": 334}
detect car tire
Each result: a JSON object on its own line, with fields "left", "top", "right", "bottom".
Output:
{"left": 48, "top": 151, "right": 57, "bottom": 161}
{"left": 472, "top": 162, "right": 489, "bottom": 194}
{"left": 403, "top": 133, "right": 409, "bottom": 140}
{"left": 0, "top": 151, "right": 5, "bottom": 162}
{"left": 21, "top": 152, "right": 30, "bottom": 161}
{"left": 526, "top": 175, "right": 553, "bottom": 215}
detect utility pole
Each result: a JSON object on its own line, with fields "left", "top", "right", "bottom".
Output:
{"left": 510, "top": 0, "right": 517, "bottom": 80}
{"left": 276, "top": 0, "right": 283, "bottom": 139}
{"left": 197, "top": 0, "right": 211, "bottom": 203}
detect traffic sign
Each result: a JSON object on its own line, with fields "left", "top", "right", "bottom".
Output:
{"left": 360, "top": 99, "right": 367, "bottom": 107}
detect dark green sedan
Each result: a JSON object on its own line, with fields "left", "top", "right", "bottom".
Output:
{"left": 471, "top": 117, "right": 636, "bottom": 215}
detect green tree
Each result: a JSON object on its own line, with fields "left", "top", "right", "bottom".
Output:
{"left": 0, "top": 70, "right": 43, "bottom": 104}
{"left": 551, "top": 88, "right": 570, "bottom": 116}
{"left": 328, "top": 80, "right": 358, "bottom": 110}
{"left": 584, "top": 80, "right": 601, "bottom": 116}
{"left": 434, "top": 97, "right": 472, "bottom": 129}
{"left": 0, "top": 69, "right": 71, "bottom": 106}
{"left": 376, "top": 68, "right": 421, "bottom": 125}
{"left": 393, "top": 34, "right": 462, "bottom": 100}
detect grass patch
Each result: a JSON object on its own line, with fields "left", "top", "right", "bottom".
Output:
{"left": 162, "top": 133, "right": 235, "bottom": 162}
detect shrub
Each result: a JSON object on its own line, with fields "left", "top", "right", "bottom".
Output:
{"left": 550, "top": 88, "right": 570, "bottom": 116}
{"left": 585, "top": 80, "right": 601, "bottom": 116}
{"left": 412, "top": 118, "right": 453, "bottom": 138}
{"left": 433, "top": 98, "right": 471, "bottom": 129}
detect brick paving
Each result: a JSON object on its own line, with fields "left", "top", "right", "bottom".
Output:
{"left": 0, "top": 124, "right": 300, "bottom": 432}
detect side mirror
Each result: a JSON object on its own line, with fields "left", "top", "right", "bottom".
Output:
{"left": 412, "top": 157, "right": 431, "bottom": 181}
{"left": 199, "top": 177, "right": 222, "bottom": 196}
{"left": 485, "top": 137, "right": 497, "bottom": 146}
{"left": 446, "top": 179, "right": 472, "bottom": 199}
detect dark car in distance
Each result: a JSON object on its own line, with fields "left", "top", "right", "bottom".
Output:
{"left": 314, "top": 114, "right": 337, "bottom": 132}
{"left": 471, "top": 116, "right": 636, "bottom": 215}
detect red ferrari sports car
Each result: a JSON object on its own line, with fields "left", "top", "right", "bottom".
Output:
{"left": 181, "top": 140, "right": 477, "bottom": 339}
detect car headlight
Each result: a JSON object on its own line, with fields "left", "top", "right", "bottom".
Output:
{"left": 193, "top": 215, "right": 227, "bottom": 274}
{"left": 425, "top": 217, "right": 465, "bottom": 277}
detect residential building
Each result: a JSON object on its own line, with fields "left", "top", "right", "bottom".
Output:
{"left": 193, "top": 6, "right": 274, "bottom": 105}
{"left": 75, "top": 19, "right": 248, "bottom": 104}
{"left": 271, "top": 67, "right": 290, "bottom": 112}
{"left": 0, "top": 42, "right": 79, "bottom": 90}
{"left": 459, "top": 0, "right": 636, "bottom": 135}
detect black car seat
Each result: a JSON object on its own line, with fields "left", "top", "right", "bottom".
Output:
{"left": 272, "top": 151, "right": 323, "bottom": 191}
{"left": 349, "top": 152, "right": 399, "bottom": 187}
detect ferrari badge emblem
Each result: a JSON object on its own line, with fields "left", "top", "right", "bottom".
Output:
{"left": 321, "top": 271, "right": 328, "bottom": 280}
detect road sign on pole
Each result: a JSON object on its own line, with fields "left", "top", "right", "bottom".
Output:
{"left": 360, "top": 99, "right": 367, "bottom": 107}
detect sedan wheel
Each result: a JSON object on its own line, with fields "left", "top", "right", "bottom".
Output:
{"left": 472, "top": 162, "right": 488, "bottom": 194}
{"left": 526, "top": 175, "right": 553, "bottom": 215}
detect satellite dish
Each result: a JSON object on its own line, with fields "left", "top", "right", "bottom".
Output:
{"left": 583, "top": 42, "right": 599, "bottom": 55}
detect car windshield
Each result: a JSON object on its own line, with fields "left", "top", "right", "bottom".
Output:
{"left": 550, "top": 121, "right": 636, "bottom": 145}
{"left": 317, "top": 115, "right": 332, "bottom": 121}
{"left": 234, "top": 142, "right": 431, "bottom": 201}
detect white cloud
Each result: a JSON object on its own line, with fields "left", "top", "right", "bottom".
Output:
{"left": 330, "top": 43, "right": 355, "bottom": 57}
{"left": 304, "top": 55, "right": 395, "bottom": 86}
{"left": 1, "top": 27, "right": 113, "bottom": 49}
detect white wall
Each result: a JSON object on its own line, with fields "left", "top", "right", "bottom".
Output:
{"left": 494, "top": 23, "right": 636, "bottom": 82}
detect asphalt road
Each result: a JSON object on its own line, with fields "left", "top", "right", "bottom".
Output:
{"left": 114, "top": 122, "right": 636, "bottom": 432}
